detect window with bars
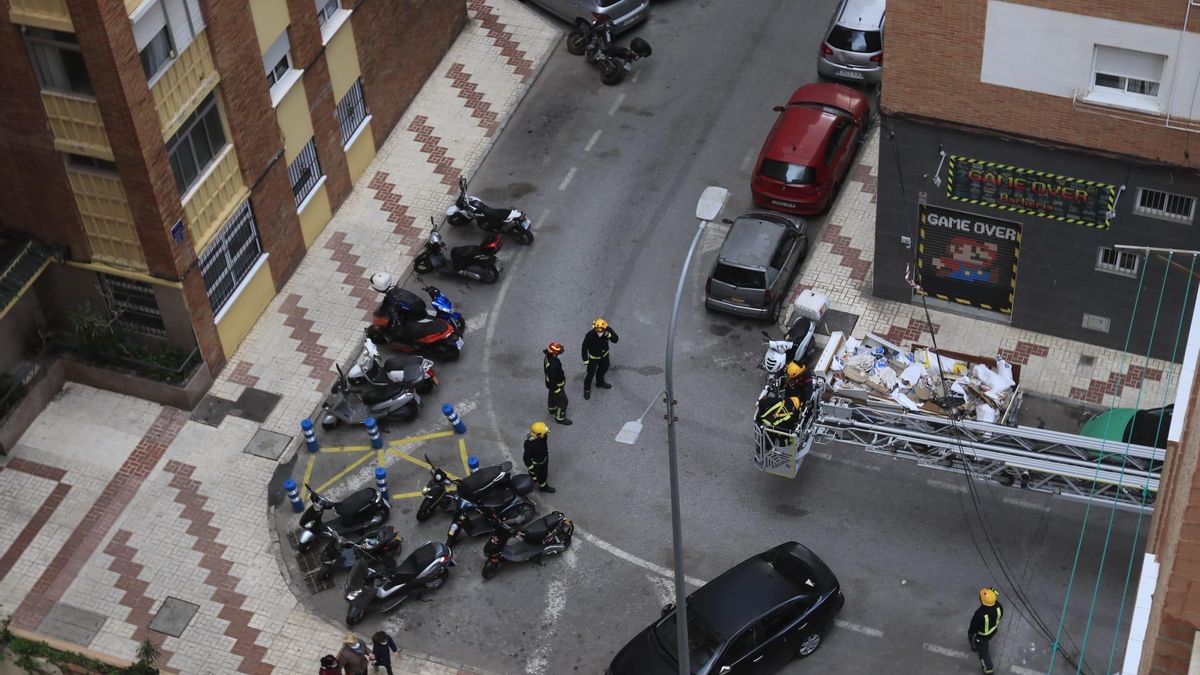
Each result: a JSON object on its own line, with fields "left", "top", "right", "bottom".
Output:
{"left": 336, "top": 79, "right": 368, "bottom": 145}
{"left": 99, "top": 274, "right": 167, "bottom": 337}
{"left": 288, "top": 138, "right": 323, "bottom": 208}
{"left": 199, "top": 201, "right": 263, "bottom": 314}
{"left": 167, "top": 93, "right": 227, "bottom": 193}
{"left": 1134, "top": 187, "right": 1195, "bottom": 224}
{"left": 25, "top": 28, "right": 93, "bottom": 96}
{"left": 1095, "top": 246, "right": 1141, "bottom": 278}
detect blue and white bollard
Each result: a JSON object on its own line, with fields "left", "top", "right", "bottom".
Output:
{"left": 442, "top": 404, "right": 467, "bottom": 434}
{"left": 300, "top": 418, "right": 319, "bottom": 453}
{"left": 468, "top": 455, "right": 480, "bottom": 473}
{"left": 375, "top": 467, "right": 388, "bottom": 496}
{"left": 364, "top": 416, "right": 383, "bottom": 449}
{"left": 284, "top": 479, "right": 303, "bottom": 513}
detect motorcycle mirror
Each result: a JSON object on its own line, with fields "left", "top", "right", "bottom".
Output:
{"left": 773, "top": 105, "right": 785, "bottom": 112}
{"left": 661, "top": 602, "right": 675, "bottom": 616}
{"left": 458, "top": 175, "right": 467, "bottom": 190}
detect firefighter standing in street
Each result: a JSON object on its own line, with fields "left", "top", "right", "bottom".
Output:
{"left": 968, "top": 587, "right": 1004, "bottom": 674}
{"left": 582, "top": 318, "right": 619, "bottom": 400}
{"left": 523, "top": 422, "right": 555, "bottom": 493}
{"left": 543, "top": 342, "right": 572, "bottom": 425}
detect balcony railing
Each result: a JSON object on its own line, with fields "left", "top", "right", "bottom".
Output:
{"left": 182, "top": 146, "right": 248, "bottom": 250}
{"left": 66, "top": 169, "right": 147, "bottom": 271}
{"left": 151, "top": 31, "right": 220, "bottom": 140}
{"left": 9, "top": 0, "right": 73, "bottom": 32}
{"left": 40, "top": 92, "right": 112, "bottom": 159}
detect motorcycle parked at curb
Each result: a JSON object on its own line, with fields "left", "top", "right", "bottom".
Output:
{"left": 347, "top": 338, "right": 438, "bottom": 394}
{"left": 414, "top": 217, "right": 502, "bottom": 284}
{"left": 365, "top": 313, "right": 463, "bottom": 362}
{"left": 344, "top": 541, "right": 455, "bottom": 626}
{"left": 298, "top": 484, "right": 391, "bottom": 553}
{"left": 318, "top": 525, "right": 403, "bottom": 580}
{"left": 481, "top": 510, "right": 574, "bottom": 580}
{"left": 416, "top": 457, "right": 536, "bottom": 537}
{"left": 446, "top": 176, "right": 535, "bottom": 245}
{"left": 374, "top": 279, "right": 470, "bottom": 335}
{"left": 321, "top": 363, "right": 421, "bottom": 431}
{"left": 567, "top": 13, "right": 652, "bottom": 86}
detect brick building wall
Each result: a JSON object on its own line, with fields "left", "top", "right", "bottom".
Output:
{"left": 880, "top": 0, "right": 1200, "bottom": 169}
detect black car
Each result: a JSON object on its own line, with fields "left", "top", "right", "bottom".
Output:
{"left": 608, "top": 542, "right": 844, "bottom": 674}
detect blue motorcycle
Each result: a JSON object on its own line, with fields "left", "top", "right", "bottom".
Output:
{"left": 375, "top": 283, "right": 466, "bottom": 335}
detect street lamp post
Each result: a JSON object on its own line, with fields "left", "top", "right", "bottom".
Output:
{"left": 664, "top": 186, "right": 730, "bottom": 675}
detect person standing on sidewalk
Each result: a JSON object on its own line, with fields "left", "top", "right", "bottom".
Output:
{"left": 582, "top": 318, "right": 619, "bottom": 400}
{"left": 544, "top": 342, "right": 572, "bottom": 425}
{"left": 371, "top": 631, "right": 398, "bottom": 675}
{"left": 524, "top": 422, "right": 556, "bottom": 493}
{"left": 319, "top": 654, "right": 341, "bottom": 675}
{"left": 968, "top": 587, "right": 1003, "bottom": 674}
{"left": 337, "top": 634, "right": 370, "bottom": 675}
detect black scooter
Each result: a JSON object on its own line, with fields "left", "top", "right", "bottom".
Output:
{"left": 481, "top": 510, "right": 574, "bottom": 580}
{"left": 567, "top": 13, "right": 652, "bottom": 86}
{"left": 344, "top": 541, "right": 455, "bottom": 626}
{"left": 446, "top": 176, "right": 535, "bottom": 245}
{"left": 298, "top": 484, "right": 391, "bottom": 553}
{"left": 318, "top": 525, "right": 403, "bottom": 579}
{"left": 416, "top": 458, "right": 536, "bottom": 539}
{"left": 413, "top": 218, "right": 502, "bottom": 283}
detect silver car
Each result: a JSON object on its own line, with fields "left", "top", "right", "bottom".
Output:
{"left": 817, "top": 0, "right": 885, "bottom": 85}
{"left": 524, "top": 0, "right": 650, "bottom": 34}
{"left": 705, "top": 210, "right": 809, "bottom": 321}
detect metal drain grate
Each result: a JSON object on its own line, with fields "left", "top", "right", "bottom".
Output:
{"left": 302, "top": 571, "right": 335, "bottom": 595}
{"left": 287, "top": 528, "right": 335, "bottom": 595}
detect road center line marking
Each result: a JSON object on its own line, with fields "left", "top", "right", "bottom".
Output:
{"left": 631, "top": 71, "right": 639, "bottom": 83}
{"left": 1010, "top": 666, "right": 1046, "bottom": 675}
{"left": 577, "top": 528, "right": 708, "bottom": 588}
{"left": 740, "top": 148, "right": 756, "bottom": 172}
{"left": 535, "top": 208, "right": 550, "bottom": 229}
{"left": 608, "top": 93, "right": 626, "bottom": 116}
{"left": 558, "top": 167, "right": 577, "bottom": 191}
{"left": 584, "top": 129, "right": 603, "bottom": 152}
{"left": 1002, "top": 496, "right": 1044, "bottom": 511}
{"left": 926, "top": 478, "right": 969, "bottom": 493}
{"left": 834, "top": 619, "right": 883, "bottom": 638}
{"left": 923, "top": 643, "right": 972, "bottom": 660}
{"left": 524, "top": 547, "right": 578, "bottom": 675}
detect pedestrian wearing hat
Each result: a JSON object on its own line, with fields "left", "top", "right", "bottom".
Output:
{"left": 544, "top": 341, "right": 572, "bottom": 425}
{"left": 582, "top": 318, "right": 618, "bottom": 400}
{"left": 337, "top": 634, "right": 369, "bottom": 675}
{"left": 524, "top": 422, "right": 555, "bottom": 493}
{"left": 968, "top": 587, "right": 1003, "bottom": 674}
{"left": 371, "top": 631, "right": 398, "bottom": 675}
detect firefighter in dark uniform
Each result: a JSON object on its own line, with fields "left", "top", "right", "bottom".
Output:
{"left": 756, "top": 396, "right": 802, "bottom": 434}
{"left": 581, "top": 318, "right": 619, "bottom": 400}
{"left": 968, "top": 587, "right": 1003, "bottom": 674}
{"left": 783, "top": 362, "right": 815, "bottom": 404}
{"left": 523, "top": 422, "right": 555, "bottom": 493}
{"left": 543, "top": 342, "right": 572, "bottom": 425}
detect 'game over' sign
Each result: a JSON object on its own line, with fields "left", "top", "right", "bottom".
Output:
{"left": 945, "top": 155, "right": 1117, "bottom": 230}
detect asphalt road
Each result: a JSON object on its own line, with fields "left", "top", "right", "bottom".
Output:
{"left": 277, "top": 1, "right": 1149, "bottom": 673}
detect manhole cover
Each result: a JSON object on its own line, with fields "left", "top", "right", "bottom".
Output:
{"left": 38, "top": 603, "right": 106, "bottom": 646}
{"left": 149, "top": 597, "right": 199, "bottom": 637}
{"left": 191, "top": 395, "right": 235, "bottom": 427}
{"left": 231, "top": 387, "right": 281, "bottom": 423}
{"left": 244, "top": 428, "right": 291, "bottom": 460}
{"left": 817, "top": 309, "right": 859, "bottom": 336}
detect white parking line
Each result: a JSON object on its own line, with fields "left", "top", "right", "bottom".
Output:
{"left": 584, "top": 129, "right": 603, "bottom": 152}
{"left": 810, "top": 451, "right": 882, "bottom": 472}
{"left": 524, "top": 547, "right": 578, "bottom": 675}
{"left": 631, "top": 71, "right": 640, "bottom": 83}
{"left": 925, "top": 478, "right": 969, "bottom": 493}
{"left": 576, "top": 528, "right": 708, "bottom": 588}
{"left": 923, "top": 643, "right": 972, "bottom": 660}
{"left": 740, "top": 148, "right": 756, "bottom": 172}
{"left": 1002, "top": 496, "right": 1045, "bottom": 511}
{"left": 465, "top": 311, "right": 489, "bottom": 334}
{"left": 834, "top": 619, "right": 883, "bottom": 638}
{"left": 535, "top": 209, "right": 550, "bottom": 228}
{"left": 1010, "top": 666, "right": 1046, "bottom": 675}
{"left": 608, "top": 93, "right": 626, "bottom": 116}
{"left": 558, "top": 167, "right": 577, "bottom": 191}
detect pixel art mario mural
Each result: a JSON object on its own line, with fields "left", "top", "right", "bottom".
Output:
{"left": 917, "top": 204, "right": 1020, "bottom": 314}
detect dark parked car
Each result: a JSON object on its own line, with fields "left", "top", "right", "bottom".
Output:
{"left": 705, "top": 210, "right": 809, "bottom": 321}
{"left": 608, "top": 542, "right": 844, "bottom": 675}
{"left": 750, "top": 83, "right": 870, "bottom": 216}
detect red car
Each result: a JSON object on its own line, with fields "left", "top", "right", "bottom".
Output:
{"left": 751, "top": 83, "right": 870, "bottom": 215}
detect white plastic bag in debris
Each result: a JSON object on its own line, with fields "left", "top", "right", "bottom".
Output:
{"left": 976, "top": 403, "right": 998, "bottom": 423}
{"left": 994, "top": 358, "right": 1016, "bottom": 388}
{"left": 972, "top": 363, "right": 1014, "bottom": 401}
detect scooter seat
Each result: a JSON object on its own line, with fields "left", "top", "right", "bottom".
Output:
{"left": 450, "top": 245, "right": 485, "bottom": 264}
{"left": 335, "top": 488, "right": 379, "bottom": 517}
{"left": 392, "top": 317, "right": 452, "bottom": 341}
{"left": 522, "top": 512, "right": 565, "bottom": 545}
{"left": 477, "top": 204, "right": 511, "bottom": 222}
{"left": 382, "top": 288, "right": 426, "bottom": 317}
{"left": 392, "top": 541, "right": 440, "bottom": 580}
{"left": 357, "top": 381, "right": 412, "bottom": 406}
{"left": 382, "top": 355, "right": 426, "bottom": 385}
{"left": 459, "top": 465, "right": 505, "bottom": 497}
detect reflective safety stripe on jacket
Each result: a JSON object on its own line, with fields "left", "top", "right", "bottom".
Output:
{"left": 759, "top": 400, "right": 794, "bottom": 427}
{"left": 980, "top": 606, "right": 1002, "bottom": 636}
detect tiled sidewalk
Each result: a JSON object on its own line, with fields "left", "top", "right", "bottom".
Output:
{"left": 786, "top": 129, "right": 1181, "bottom": 411}
{"left": 0, "top": 2, "right": 558, "bottom": 673}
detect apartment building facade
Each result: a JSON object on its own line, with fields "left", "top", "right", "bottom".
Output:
{"left": 876, "top": 2, "right": 1200, "bottom": 672}
{"left": 0, "top": 0, "right": 465, "bottom": 378}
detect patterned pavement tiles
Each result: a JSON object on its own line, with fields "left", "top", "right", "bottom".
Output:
{"left": 0, "top": 1, "right": 557, "bottom": 673}
{"left": 785, "top": 129, "right": 1181, "bottom": 410}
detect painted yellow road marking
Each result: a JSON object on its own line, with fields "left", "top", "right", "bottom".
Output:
{"left": 313, "top": 450, "right": 378, "bottom": 494}
{"left": 387, "top": 430, "right": 455, "bottom": 447}
{"left": 316, "top": 445, "right": 373, "bottom": 453}
{"left": 300, "top": 454, "right": 317, "bottom": 506}
{"left": 459, "top": 438, "right": 469, "bottom": 474}
{"left": 391, "top": 490, "right": 424, "bottom": 500}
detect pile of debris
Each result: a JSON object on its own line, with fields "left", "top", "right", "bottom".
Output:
{"left": 815, "top": 331, "right": 1021, "bottom": 423}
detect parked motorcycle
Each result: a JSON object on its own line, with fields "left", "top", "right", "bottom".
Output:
{"left": 567, "top": 13, "right": 652, "bottom": 86}
{"left": 318, "top": 525, "right": 403, "bottom": 580}
{"left": 344, "top": 541, "right": 455, "bottom": 626}
{"left": 372, "top": 276, "right": 470, "bottom": 335}
{"left": 321, "top": 362, "right": 420, "bottom": 431}
{"left": 347, "top": 338, "right": 437, "bottom": 394}
{"left": 481, "top": 510, "right": 574, "bottom": 580}
{"left": 298, "top": 484, "right": 391, "bottom": 553}
{"left": 365, "top": 312, "right": 463, "bottom": 362}
{"left": 416, "top": 457, "right": 536, "bottom": 537}
{"left": 446, "top": 176, "right": 535, "bottom": 245}
{"left": 414, "top": 217, "right": 502, "bottom": 283}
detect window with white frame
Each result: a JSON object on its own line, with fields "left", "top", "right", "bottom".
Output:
{"left": 263, "top": 30, "right": 294, "bottom": 90}
{"left": 336, "top": 78, "right": 368, "bottom": 145}
{"left": 1088, "top": 46, "right": 1166, "bottom": 109}
{"left": 1134, "top": 187, "right": 1195, "bottom": 224}
{"left": 1095, "top": 246, "right": 1141, "bottom": 277}
{"left": 288, "top": 138, "right": 323, "bottom": 208}
{"left": 24, "top": 28, "right": 93, "bottom": 96}
{"left": 166, "top": 92, "right": 227, "bottom": 193}
{"left": 130, "top": 0, "right": 205, "bottom": 80}
{"left": 316, "top": 0, "right": 342, "bottom": 25}
{"left": 199, "top": 201, "right": 263, "bottom": 314}
{"left": 99, "top": 274, "right": 166, "bottom": 337}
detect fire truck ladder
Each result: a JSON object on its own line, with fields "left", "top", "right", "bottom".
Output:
{"left": 804, "top": 397, "right": 1164, "bottom": 511}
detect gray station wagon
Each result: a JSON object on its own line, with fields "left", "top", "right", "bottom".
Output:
{"left": 523, "top": 0, "right": 649, "bottom": 34}
{"left": 705, "top": 210, "right": 809, "bottom": 321}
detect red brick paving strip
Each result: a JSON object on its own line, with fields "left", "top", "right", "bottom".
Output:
{"left": 103, "top": 530, "right": 175, "bottom": 665}
{"left": 278, "top": 293, "right": 337, "bottom": 391}
{"left": 325, "top": 230, "right": 380, "bottom": 315}
{"left": 226, "top": 361, "right": 261, "bottom": 388}
{"left": 12, "top": 407, "right": 189, "bottom": 630}
{"left": 996, "top": 340, "right": 1050, "bottom": 366}
{"left": 821, "top": 224, "right": 872, "bottom": 283}
{"left": 467, "top": 0, "right": 535, "bottom": 81}
{"left": 1070, "top": 364, "right": 1165, "bottom": 404}
{"left": 446, "top": 63, "right": 500, "bottom": 136}
{"left": 848, "top": 161, "right": 878, "bottom": 203}
{"left": 408, "top": 115, "right": 463, "bottom": 195}
{"left": 367, "top": 171, "right": 419, "bottom": 237}
{"left": 0, "top": 459, "right": 71, "bottom": 584}
{"left": 163, "top": 461, "right": 272, "bottom": 674}
{"left": 879, "top": 317, "right": 940, "bottom": 346}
